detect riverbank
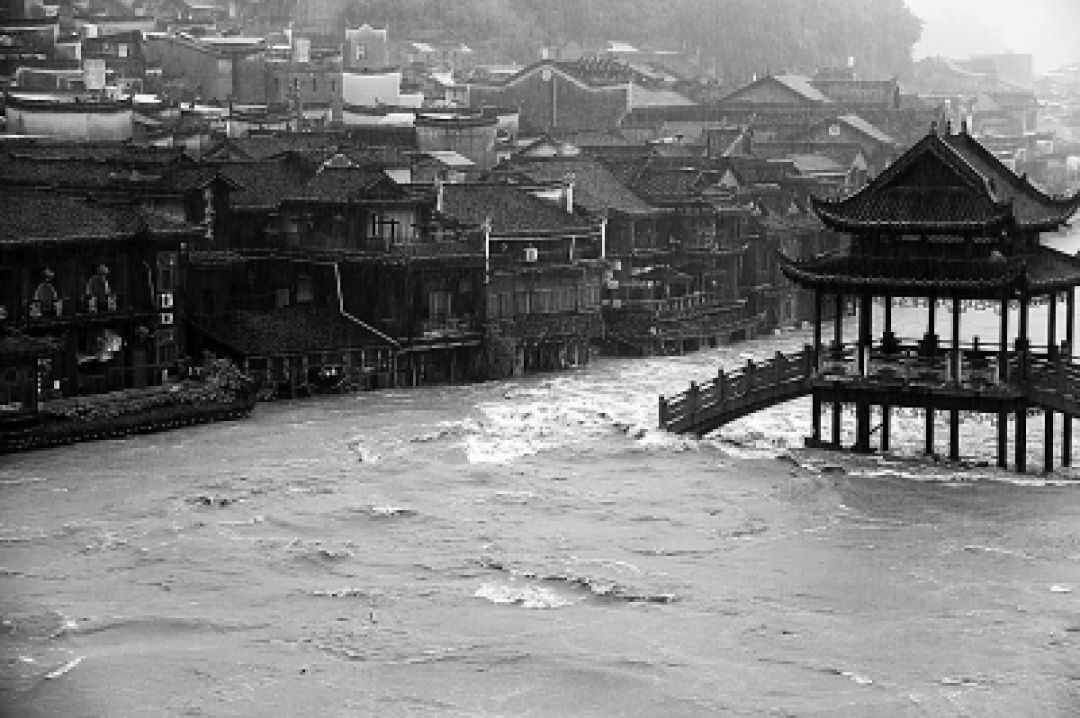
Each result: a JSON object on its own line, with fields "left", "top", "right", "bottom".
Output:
{"left": 0, "top": 360, "right": 255, "bottom": 455}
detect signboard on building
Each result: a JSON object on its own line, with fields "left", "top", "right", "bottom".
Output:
{"left": 83, "top": 58, "right": 106, "bottom": 91}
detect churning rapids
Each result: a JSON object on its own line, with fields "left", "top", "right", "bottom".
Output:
{"left": 5, "top": 235, "right": 1080, "bottom": 716}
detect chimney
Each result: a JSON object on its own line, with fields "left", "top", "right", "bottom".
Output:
{"left": 435, "top": 177, "right": 444, "bottom": 213}
{"left": 563, "top": 172, "right": 575, "bottom": 213}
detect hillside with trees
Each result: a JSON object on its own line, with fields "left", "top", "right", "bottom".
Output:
{"left": 341, "top": 0, "right": 923, "bottom": 81}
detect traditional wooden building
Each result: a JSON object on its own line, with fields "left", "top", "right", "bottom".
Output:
{"left": 782, "top": 122, "right": 1080, "bottom": 472}
{"left": 0, "top": 190, "right": 194, "bottom": 398}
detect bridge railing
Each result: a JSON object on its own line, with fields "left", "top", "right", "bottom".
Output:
{"left": 659, "top": 346, "right": 816, "bottom": 430}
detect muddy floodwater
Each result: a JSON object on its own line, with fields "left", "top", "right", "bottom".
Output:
{"left": 4, "top": 230, "right": 1080, "bottom": 716}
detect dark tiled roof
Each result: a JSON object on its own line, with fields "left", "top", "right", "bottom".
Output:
{"left": 154, "top": 165, "right": 240, "bottom": 192}
{"left": 504, "top": 157, "right": 659, "bottom": 216}
{"left": 289, "top": 166, "right": 399, "bottom": 203}
{"left": 440, "top": 184, "right": 594, "bottom": 234}
{"left": 0, "top": 157, "right": 119, "bottom": 190}
{"left": 197, "top": 306, "right": 392, "bottom": 355}
{"left": 219, "top": 161, "right": 312, "bottom": 210}
{"left": 813, "top": 130, "right": 1080, "bottom": 233}
{"left": 0, "top": 192, "right": 133, "bottom": 244}
{"left": 0, "top": 192, "right": 196, "bottom": 244}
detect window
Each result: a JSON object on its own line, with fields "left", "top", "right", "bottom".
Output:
{"left": 429, "top": 290, "right": 451, "bottom": 318}
{"left": 296, "top": 274, "right": 313, "bottom": 304}
{"left": 157, "top": 252, "right": 177, "bottom": 292}
{"left": 515, "top": 289, "right": 530, "bottom": 315}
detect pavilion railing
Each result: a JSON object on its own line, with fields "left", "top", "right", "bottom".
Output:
{"left": 659, "top": 342, "right": 1080, "bottom": 434}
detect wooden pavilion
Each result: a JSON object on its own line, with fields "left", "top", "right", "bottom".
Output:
{"left": 780, "top": 121, "right": 1080, "bottom": 472}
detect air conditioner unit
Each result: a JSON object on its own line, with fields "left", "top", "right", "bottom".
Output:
{"left": 611, "top": 259, "right": 622, "bottom": 271}
{"left": 611, "top": 299, "right": 622, "bottom": 309}
{"left": 159, "top": 292, "right": 174, "bottom": 309}
{"left": 606, "top": 280, "right": 619, "bottom": 290}
{"left": 159, "top": 312, "right": 174, "bottom": 325}
{"left": 523, "top": 246, "right": 538, "bottom": 263}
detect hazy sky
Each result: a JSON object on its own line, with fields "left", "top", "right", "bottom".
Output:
{"left": 904, "top": 0, "right": 1080, "bottom": 73}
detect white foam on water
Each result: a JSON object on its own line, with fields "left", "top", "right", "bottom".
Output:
{"left": 474, "top": 581, "right": 577, "bottom": 609}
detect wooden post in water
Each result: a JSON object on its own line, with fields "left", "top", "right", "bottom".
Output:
{"left": 658, "top": 396, "right": 669, "bottom": 429}
{"left": 687, "top": 381, "right": 699, "bottom": 428}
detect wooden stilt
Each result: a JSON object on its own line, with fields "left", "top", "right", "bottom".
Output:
{"left": 811, "top": 393, "right": 822, "bottom": 444}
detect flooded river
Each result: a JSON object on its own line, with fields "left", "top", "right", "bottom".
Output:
{"left": 4, "top": 232, "right": 1080, "bottom": 716}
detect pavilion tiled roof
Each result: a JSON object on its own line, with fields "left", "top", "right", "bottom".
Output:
{"left": 440, "top": 184, "right": 595, "bottom": 235}
{"left": 811, "top": 127, "right": 1080, "bottom": 234}
{"left": 780, "top": 246, "right": 1080, "bottom": 295}
{"left": 195, "top": 306, "right": 392, "bottom": 356}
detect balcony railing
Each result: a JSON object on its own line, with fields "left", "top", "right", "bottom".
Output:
{"left": 24, "top": 294, "right": 129, "bottom": 321}
{"left": 419, "top": 316, "right": 478, "bottom": 337}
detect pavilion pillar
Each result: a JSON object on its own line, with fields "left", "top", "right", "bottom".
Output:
{"left": 1018, "top": 295, "right": 1030, "bottom": 381}
{"left": 813, "top": 290, "right": 822, "bottom": 370}
{"left": 858, "top": 292, "right": 872, "bottom": 376}
{"left": 853, "top": 292, "right": 872, "bottom": 453}
{"left": 999, "top": 296, "right": 1010, "bottom": 384}
{"left": 1048, "top": 291, "right": 1058, "bottom": 356}
{"left": 1065, "top": 288, "right": 1075, "bottom": 467}
{"left": 811, "top": 393, "right": 822, "bottom": 444}
{"left": 997, "top": 412, "right": 1008, "bottom": 469}
{"left": 1015, "top": 408, "right": 1027, "bottom": 474}
{"left": 1045, "top": 409, "right": 1055, "bottom": 474}
{"left": 884, "top": 294, "right": 893, "bottom": 335}
{"left": 832, "top": 291, "right": 843, "bottom": 447}
{"left": 831, "top": 401, "right": 842, "bottom": 447}
{"left": 928, "top": 295, "right": 935, "bottom": 334}
{"left": 880, "top": 404, "right": 890, "bottom": 452}
{"left": 951, "top": 296, "right": 961, "bottom": 383}
{"left": 1047, "top": 294, "right": 1058, "bottom": 474}
{"left": 1067, "top": 287, "right": 1075, "bottom": 358}
{"left": 833, "top": 291, "right": 844, "bottom": 348}
{"left": 925, "top": 407, "right": 935, "bottom": 456}
{"left": 949, "top": 409, "right": 960, "bottom": 461}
